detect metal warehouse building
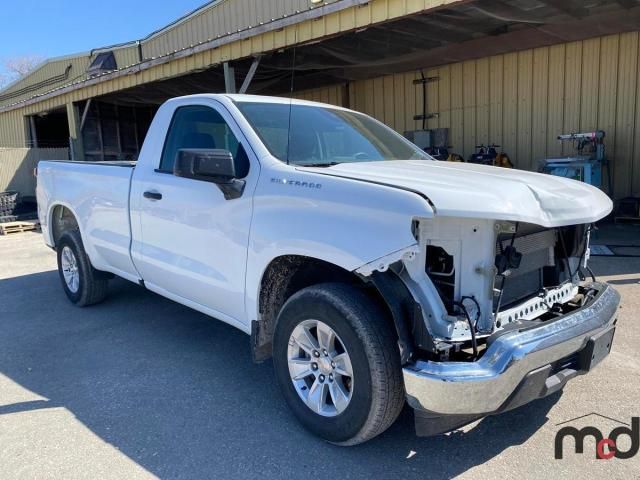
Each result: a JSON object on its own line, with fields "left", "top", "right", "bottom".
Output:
{"left": 2, "top": 0, "right": 640, "bottom": 200}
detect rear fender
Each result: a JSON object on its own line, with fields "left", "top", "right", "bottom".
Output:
{"left": 46, "top": 202, "right": 82, "bottom": 247}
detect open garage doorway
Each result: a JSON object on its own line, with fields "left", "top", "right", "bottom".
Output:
{"left": 77, "top": 100, "right": 156, "bottom": 161}
{"left": 74, "top": 68, "right": 229, "bottom": 162}
{"left": 27, "top": 107, "right": 70, "bottom": 149}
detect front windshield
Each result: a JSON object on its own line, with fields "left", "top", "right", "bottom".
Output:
{"left": 235, "top": 101, "right": 433, "bottom": 166}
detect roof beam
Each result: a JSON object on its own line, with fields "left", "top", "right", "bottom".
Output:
{"left": 79, "top": 99, "right": 92, "bottom": 132}
{"left": 223, "top": 63, "right": 236, "bottom": 93}
{"left": 239, "top": 55, "right": 262, "bottom": 94}
{"left": 28, "top": 116, "right": 38, "bottom": 148}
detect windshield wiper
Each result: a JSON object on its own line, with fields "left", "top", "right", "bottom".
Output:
{"left": 296, "top": 162, "right": 342, "bottom": 168}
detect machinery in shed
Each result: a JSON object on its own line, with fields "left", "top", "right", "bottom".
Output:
{"left": 539, "top": 130, "right": 610, "bottom": 194}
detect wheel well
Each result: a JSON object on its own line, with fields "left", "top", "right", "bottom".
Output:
{"left": 253, "top": 256, "right": 365, "bottom": 362}
{"left": 253, "top": 255, "right": 437, "bottom": 365}
{"left": 51, "top": 205, "right": 79, "bottom": 247}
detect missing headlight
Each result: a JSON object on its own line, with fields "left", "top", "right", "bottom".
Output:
{"left": 425, "top": 245, "right": 455, "bottom": 309}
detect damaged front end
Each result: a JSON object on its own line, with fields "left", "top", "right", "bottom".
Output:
{"left": 357, "top": 217, "right": 620, "bottom": 436}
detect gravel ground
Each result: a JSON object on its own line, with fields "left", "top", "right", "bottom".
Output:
{"left": 0, "top": 226, "right": 639, "bottom": 479}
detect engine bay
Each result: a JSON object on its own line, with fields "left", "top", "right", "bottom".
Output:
{"left": 399, "top": 217, "right": 593, "bottom": 361}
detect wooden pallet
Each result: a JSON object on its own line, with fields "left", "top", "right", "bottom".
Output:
{"left": 0, "top": 220, "right": 41, "bottom": 235}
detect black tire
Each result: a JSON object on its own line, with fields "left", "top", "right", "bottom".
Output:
{"left": 273, "top": 283, "right": 404, "bottom": 445}
{"left": 56, "top": 230, "right": 109, "bottom": 306}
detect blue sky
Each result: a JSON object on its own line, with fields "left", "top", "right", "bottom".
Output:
{"left": 0, "top": 0, "right": 210, "bottom": 59}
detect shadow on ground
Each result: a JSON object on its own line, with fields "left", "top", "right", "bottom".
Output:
{"left": 0, "top": 271, "right": 560, "bottom": 479}
{"left": 588, "top": 222, "right": 640, "bottom": 279}
{"left": 589, "top": 255, "right": 640, "bottom": 281}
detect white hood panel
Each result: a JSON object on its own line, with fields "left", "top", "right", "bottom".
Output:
{"left": 305, "top": 161, "right": 613, "bottom": 227}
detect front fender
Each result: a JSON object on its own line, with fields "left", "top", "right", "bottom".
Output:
{"left": 244, "top": 166, "right": 434, "bottom": 320}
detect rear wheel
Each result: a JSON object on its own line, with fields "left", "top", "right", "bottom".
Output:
{"left": 273, "top": 283, "right": 404, "bottom": 445}
{"left": 56, "top": 230, "right": 109, "bottom": 306}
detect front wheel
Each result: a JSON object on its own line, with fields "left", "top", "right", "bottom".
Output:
{"left": 56, "top": 230, "right": 109, "bottom": 306}
{"left": 273, "top": 283, "right": 404, "bottom": 445}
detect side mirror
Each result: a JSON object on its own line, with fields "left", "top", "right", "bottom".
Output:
{"left": 174, "top": 148, "right": 236, "bottom": 183}
{"left": 173, "top": 148, "right": 246, "bottom": 200}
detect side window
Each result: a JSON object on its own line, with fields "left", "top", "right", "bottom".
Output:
{"left": 159, "top": 105, "right": 249, "bottom": 177}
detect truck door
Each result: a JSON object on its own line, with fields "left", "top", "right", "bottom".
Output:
{"left": 130, "top": 100, "right": 258, "bottom": 328}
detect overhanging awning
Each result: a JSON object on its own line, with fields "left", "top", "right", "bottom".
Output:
{"left": 54, "top": 0, "right": 640, "bottom": 108}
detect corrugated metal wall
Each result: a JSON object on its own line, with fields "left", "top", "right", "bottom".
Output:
{"left": 0, "top": 109, "right": 27, "bottom": 148}
{"left": 142, "top": 0, "right": 342, "bottom": 59}
{"left": 0, "top": 148, "right": 69, "bottom": 196}
{"left": 348, "top": 32, "right": 640, "bottom": 199}
{"left": 0, "top": 56, "right": 90, "bottom": 107}
{"left": 292, "top": 84, "right": 346, "bottom": 106}
{"left": 113, "top": 46, "right": 142, "bottom": 69}
{"left": 0, "top": 46, "right": 141, "bottom": 109}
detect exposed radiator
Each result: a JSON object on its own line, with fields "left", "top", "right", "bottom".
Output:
{"left": 499, "top": 229, "right": 556, "bottom": 306}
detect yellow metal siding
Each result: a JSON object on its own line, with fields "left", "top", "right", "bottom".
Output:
{"left": 546, "top": 44, "right": 565, "bottom": 158}
{"left": 581, "top": 38, "right": 600, "bottom": 132}
{"left": 291, "top": 84, "right": 345, "bottom": 106}
{"left": 0, "top": 56, "right": 90, "bottom": 107}
{"left": 598, "top": 36, "right": 619, "bottom": 167}
{"left": 344, "top": 32, "right": 640, "bottom": 198}
{"left": 449, "top": 62, "right": 464, "bottom": 154}
{"left": 613, "top": 32, "right": 637, "bottom": 199}
{"left": 0, "top": 46, "right": 141, "bottom": 109}
{"left": 142, "top": 0, "right": 343, "bottom": 59}
{"left": 502, "top": 52, "right": 518, "bottom": 164}
{"left": 113, "top": 46, "right": 141, "bottom": 68}
{"left": 531, "top": 47, "right": 548, "bottom": 168}
{"left": 475, "top": 58, "right": 489, "bottom": 149}
{"left": 563, "top": 42, "right": 582, "bottom": 157}
{"left": 0, "top": 148, "right": 69, "bottom": 196}
{"left": 438, "top": 65, "right": 452, "bottom": 143}
{"left": 0, "top": 110, "right": 27, "bottom": 148}
{"left": 517, "top": 50, "right": 532, "bottom": 170}
{"left": 462, "top": 61, "right": 476, "bottom": 157}
{"left": 488, "top": 55, "right": 503, "bottom": 148}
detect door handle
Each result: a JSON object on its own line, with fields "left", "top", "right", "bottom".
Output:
{"left": 143, "top": 191, "right": 163, "bottom": 200}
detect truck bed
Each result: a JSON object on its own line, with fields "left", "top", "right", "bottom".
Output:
{"left": 36, "top": 160, "right": 139, "bottom": 282}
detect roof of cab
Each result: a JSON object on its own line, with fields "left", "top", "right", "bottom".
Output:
{"left": 165, "top": 93, "right": 349, "bottom": 110}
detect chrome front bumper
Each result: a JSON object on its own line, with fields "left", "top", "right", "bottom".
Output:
{"left": 403, "top": 282, "right": 620, "bottom": 417}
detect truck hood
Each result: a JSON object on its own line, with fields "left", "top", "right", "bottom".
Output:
{"left": 303, "top": 160, "right": 612, "bottom": 227}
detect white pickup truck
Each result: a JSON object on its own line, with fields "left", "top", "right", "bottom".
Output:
{"left": 37, "top": 94, "right": 620, "bottom": 445}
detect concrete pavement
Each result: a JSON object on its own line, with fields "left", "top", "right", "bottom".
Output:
{"left": 0, "top": 229, "right": 639, "bottom": 479}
